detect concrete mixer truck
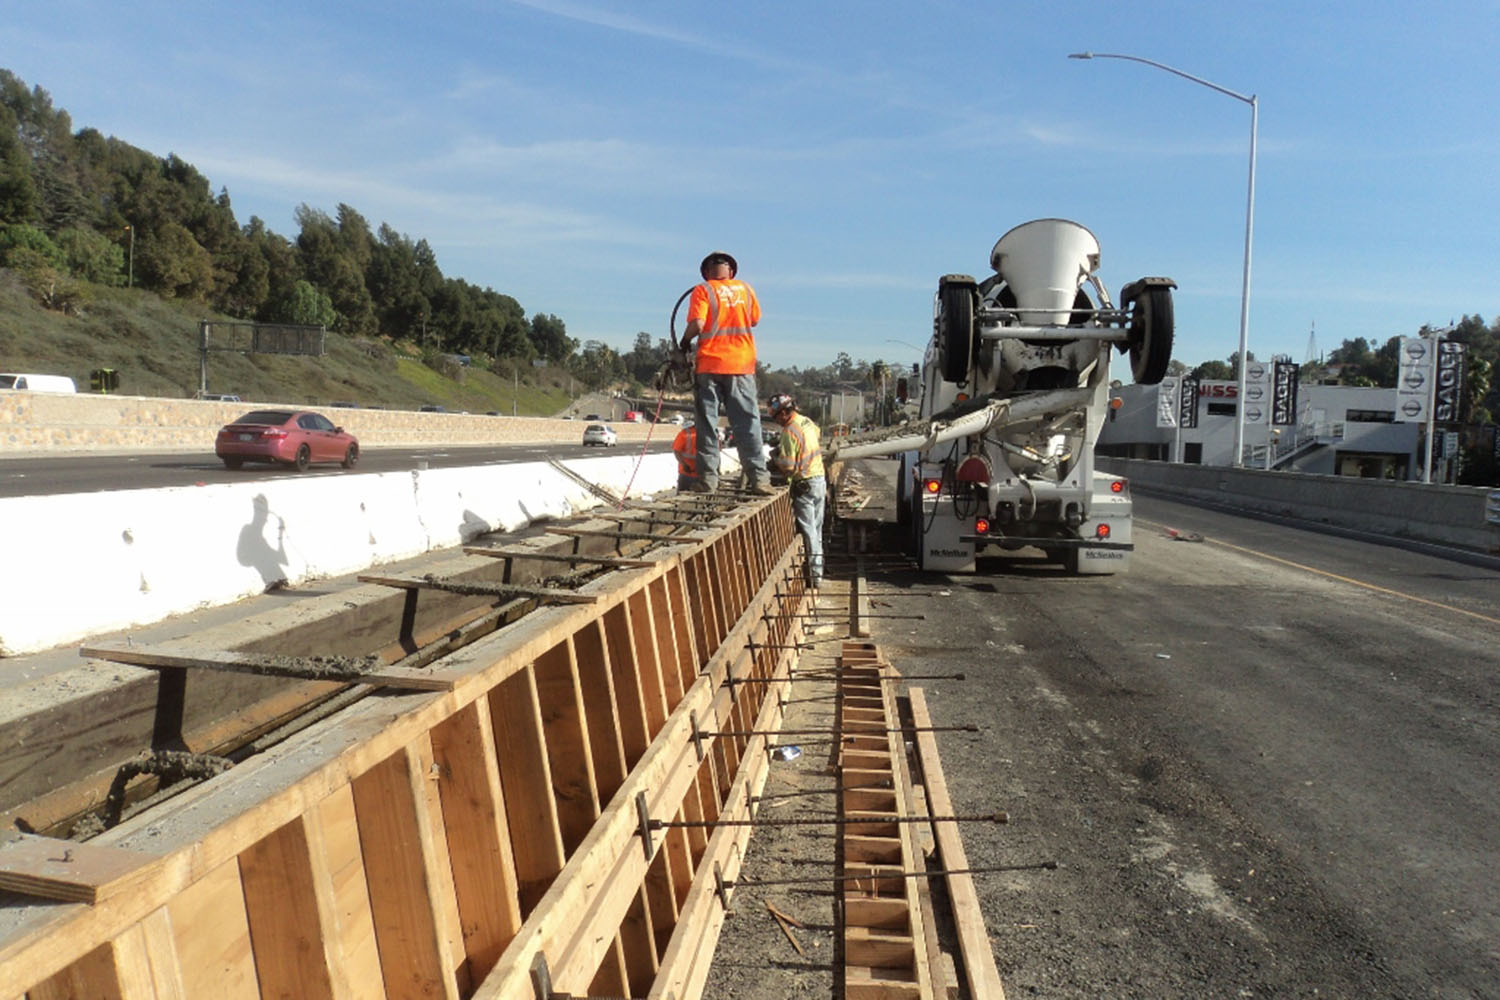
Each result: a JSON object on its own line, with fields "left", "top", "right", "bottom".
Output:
{"left": 829, "top": 218, "right": 1174, "bottom": 574}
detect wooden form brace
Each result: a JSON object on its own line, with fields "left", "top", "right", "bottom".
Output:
{"left": 0, "top": 497, "right": 809, "bottom": 1000}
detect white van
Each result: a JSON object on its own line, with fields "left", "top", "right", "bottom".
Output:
{"left": 0, "top": 373, "right": 76, "bottom": 393}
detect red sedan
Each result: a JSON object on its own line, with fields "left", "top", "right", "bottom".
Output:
{"left": 215, "top": 409, "right": 360, "bottom": 471}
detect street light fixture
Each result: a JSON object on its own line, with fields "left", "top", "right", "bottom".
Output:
{"left": 1069, "top": 51, "right": 1258, "bottom": 467}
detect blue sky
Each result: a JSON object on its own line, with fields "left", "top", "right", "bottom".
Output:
{"left": 8, "top": 1, "right": 1499, "bottom": 374}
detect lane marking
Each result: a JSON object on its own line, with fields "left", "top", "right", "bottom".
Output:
{"left": 1138, "top": 518, "right": 1500, "bottom": 627}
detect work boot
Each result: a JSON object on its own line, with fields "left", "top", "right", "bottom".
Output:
{"left": 689, "top": 479, "right": 716, "bottom": 494}
{"left": 748, "top": 481, "right": 776, "bottom": 497}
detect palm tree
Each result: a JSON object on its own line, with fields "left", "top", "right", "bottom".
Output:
{"left": 870, "top": 360, "right": 891, "bottom": 426}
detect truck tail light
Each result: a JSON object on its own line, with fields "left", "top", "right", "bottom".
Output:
{"left": 975, "top": 518, "right": 990, "bottom": 535}
{"left": 1110, "top": 479, "right": 1125, "bottom": 494}
{"left": 956, "top": 455, "right": 991, "bottom": 483}
{"left": 923, "top": 478, "right": 941, "bottom": 495}
{"left": 1096, "top": 523, "right": 1111, "bottom": 539}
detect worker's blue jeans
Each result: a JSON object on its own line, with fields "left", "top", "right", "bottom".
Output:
{"left": 693, "top": 372, "right": 769, "bottom": 488}
{"left": 792, "top": 475, "right": 826, "bottom": 586}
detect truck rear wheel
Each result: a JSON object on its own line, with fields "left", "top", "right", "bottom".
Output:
{"left": 1128, "top": 285, "right": 1174, "bottom": 385}
{"left": 937, "top": 276, "right": 976, "bottom": 383}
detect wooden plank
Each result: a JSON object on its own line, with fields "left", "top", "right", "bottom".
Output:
{"left": 131, "top": 908, "right": 188, "bottom": 1000}
{"left": 26, "top": 941, "right": 132, "bottom": 1000}
{"left": 608, "top": 597, "right": 654, "bottom": 765}
{"left": 618, "top": 885, "right": 660, "bottom": 996}
{"left": 429, "top": 699, "right": 523, "bottom": 984}
{"left": 547, "top": 526, "right": 706, "bottom": 543}
{"left": 572, "top": 620, "right": 629, "bottom": 803}
{"left": 462, "top": 547, "right": 658, "bottom": 568}
{"left": 357, "top": 574, "right": 598, "bottom": 605}
{"left": 533, "top": 640, "right": 601, "bottom": 855}
{"left": 165, "top": 857, "right": 259, "bottom": 1000}
{"left": 663, "top": 566, "right": 702, "bottom": 679}
{"left": 487, "top": 666, "right": 566, "bottom": 915}
{"left": 0, "top": 834, "right": 156, "bottom": 905}
{"left": 909, "top": 688, "right": 1007, "bottom": 1000}
{"left": 643, "top": 583, "right": 684, "bottom": 712}
{"left": 350, "top": 749, "right": 461, "bottom": 1000}
{"left": 237, "top": 817, "right": 337, "bottom": 1000}
{"left": 409, "top": 735, "right": 471, "bottom": 995}
{"left": 625, "top": 590, "right": 668, "bottom": 736}
{"left": 307, "top": 785, "right": 385, "bottom": 998}
{"left": 79, "top": 643, "right": 457, "bottom": 692}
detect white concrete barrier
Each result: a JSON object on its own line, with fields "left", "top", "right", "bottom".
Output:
{"left": 1100, "top": 458, "right": 1497, "bottom": 552}
{"left": 0, "top": 454, "right": 685, "bottom": 656}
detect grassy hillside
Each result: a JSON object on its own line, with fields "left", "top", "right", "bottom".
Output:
{"left": 0, "top": 269, "right": 577, "bottom": 415}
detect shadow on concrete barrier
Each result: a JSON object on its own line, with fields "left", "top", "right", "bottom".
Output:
{"left": 0, "top": 454, "right": 688, "bottom": 656}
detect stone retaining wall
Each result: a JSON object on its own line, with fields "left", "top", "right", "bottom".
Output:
{"left": 0, "top": 391, "right": 661, "bottom": 454}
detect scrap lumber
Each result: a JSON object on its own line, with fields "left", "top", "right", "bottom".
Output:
{"left": 80, "top": 642, "right": 459, "bottom": 691}
{"left": 908, "top": 687, "right": 1007, "bottom": 1000}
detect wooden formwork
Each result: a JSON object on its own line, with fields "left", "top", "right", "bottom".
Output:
{"left": 0, "top": 496, "right": 808, "bottom": 1000}
{"left": 837, "top": 640, "right": 935, "bottom": 1000}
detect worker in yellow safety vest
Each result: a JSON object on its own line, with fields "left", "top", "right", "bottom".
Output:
{"left": 672, "top": 424, "right": 699, "bottom": 491}
{"left": 678, "top": 251, "right": 772, "bottom": 495}
{"left": 767, "top": 393, "right": 826, "bottom": 587}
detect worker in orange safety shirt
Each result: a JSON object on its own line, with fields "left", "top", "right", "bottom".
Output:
{"left": 671, "top": 422, "right": 699, "bottom": 492}
{"left": 677, "top": 251, "right": 772, "bottom": 495}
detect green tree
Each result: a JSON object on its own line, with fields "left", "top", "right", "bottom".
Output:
{"left": 269, "top": 279, "right": 336, "bottom": 327}
{"left": 136, "top": 221, "right": 213, "bottom": 299}
{"left": 1190, "top": 360, "right": 1233, "bottom": 380}
{"left": 529, "top": 312, "right": 575, "bottom": 363}
{"left": 53, "top": 226, "right": 125, "bottom": 284}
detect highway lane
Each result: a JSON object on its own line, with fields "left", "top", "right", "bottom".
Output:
{"left": 858, "top": 484, "right": 1499, "bottom": 997}
{"left": 0, "top": 440, "right": 675, "bottom": 498}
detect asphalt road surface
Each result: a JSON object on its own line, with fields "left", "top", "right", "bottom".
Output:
{"left": 0, "top": 440, "right": 674, "bottom": 498}
{"left": 843, "top": 478, "right": 1499, "bottom": 998}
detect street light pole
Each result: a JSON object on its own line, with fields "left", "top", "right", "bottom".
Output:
{"left": 1069, "top": 51, "right": 1257, "bottom": 467}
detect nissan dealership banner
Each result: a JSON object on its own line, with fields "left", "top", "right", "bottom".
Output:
{"left": 1179, "top": 376, "right": 1200, "bottom": 429}
{"left": 1396, "top": 337, "right": 1431, "bottom": 423}
{"left": 1434, "top": 341, "right": 1467, "bottom": 423}
{"left": 1272, "top": 361, "right": 1299, "bottom": 426}
{"left": 1156, "top": 377, "right": 1179, "bottom": 428}
{"left": 1242, "top": 360, "right": 1271, "bottom": 426}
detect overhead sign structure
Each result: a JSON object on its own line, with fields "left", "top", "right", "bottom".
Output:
{"left": 1396, "top": 337, "right": 1431, "bottom": 424}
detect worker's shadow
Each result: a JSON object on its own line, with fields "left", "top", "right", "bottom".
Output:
{"left": 238, "top": 493, "right": 290, "bottom": 591}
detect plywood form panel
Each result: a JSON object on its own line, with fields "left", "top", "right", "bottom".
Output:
{"left": 531, "top": 641, "right": 601, "bottom": 855}
{"left": 601, "top": 601, "right": 651, "bottom": 766}
{"left": 308, "top": 786, "right": 386, "bottom": 999}
{"left": 625, "top": 589, "right": 669, "bottom": 734}
{"left": 617, "top": 885, "right": 660, "bottom": 996}
{"left": 165, "top": 857, "right": 259, "bottom": 1000}
{"left": 429, "top": 699, "right": 523, "bottom": 984}
{"left": 571, "top": 620, "right": 629, "bottom": 804}
{"left": 349, "top": 749, "right": 460, "bottom": 1000}
{"left": 237, "top": 817, "right": 338, "bottom": 1000}
{"left": 408, "top": 735, "right": 472, "bottom": 995}
{"left": 487, "top": 666, "right": 566, "bottom": 915}
{"left": 642, "top": 583, "right": 683, "bottom": 712}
